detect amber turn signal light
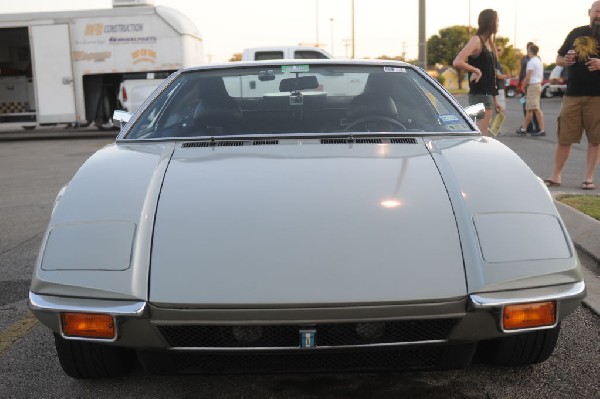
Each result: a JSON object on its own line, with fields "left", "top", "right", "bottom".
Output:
{"left": 503, "top": 301, "right": 556, "bottom": 330}
{"left": 61, "top": 312, "right": 115, "bottom": 339}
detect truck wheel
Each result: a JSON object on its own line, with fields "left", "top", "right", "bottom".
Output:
{"left": 53, "top": 333, "right": 136, "bottom": 379}
{"left": 505, "top": 86, "right": 516, "bottom": 98}
{"left": 477, "top": 324, "right": 560, "bottom": 367}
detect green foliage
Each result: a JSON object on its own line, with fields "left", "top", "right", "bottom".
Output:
{"left": 558, "top": 195, "right": 600, "bottom": 221}
{"left": 436, "top": 75, "right": 446, "bottom": 86}
{"left": 427, "top": 25, "right": 471, "bottom": 66}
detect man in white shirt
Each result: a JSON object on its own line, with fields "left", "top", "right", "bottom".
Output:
{"left": 516, "top": 45, "right": 546, "bottom": 136}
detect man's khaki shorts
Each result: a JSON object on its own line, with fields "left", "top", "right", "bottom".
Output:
{"left": 525, "top": 84, "right": 541, "bottom": 110}
{"left": 557, "top": 96, "right": 600, "bottom": 144}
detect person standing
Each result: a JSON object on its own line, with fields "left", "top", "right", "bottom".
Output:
{"left": 490, "top": 44, "right": 509, "bottom": 135}
{"left": 495, "top": 45, "right": 509, "bottom": 109}
{"left": 516, "top": 45, "right": 546, "bottom": 136}
{"left": 453, "top": 9, "right": 502, "bottom": 135}
{"left": 544, "top": 0, "right": 600, "bottom": 190}
{"left": 518, "top": 42, "right": 539, "bottom": 132}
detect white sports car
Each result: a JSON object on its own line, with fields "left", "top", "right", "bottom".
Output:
{"left": 29, "top": 60, "right": 585, "bottom": 378}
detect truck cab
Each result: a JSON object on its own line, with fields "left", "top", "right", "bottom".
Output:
{"left": 241, "top": 46, "right": 333, "bottom": 61}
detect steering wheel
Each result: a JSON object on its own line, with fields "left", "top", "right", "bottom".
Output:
{"left": 344, "top": 116, "right": 407, "bottom": 132}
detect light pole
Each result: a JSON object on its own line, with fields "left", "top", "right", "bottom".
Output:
{"left": 330, "top": 18, "right": 334, "bottom": 56}
{"left": 351, "top": 0, "right": 355, "bottom": 58}
{"left": 418, "top": 0, "right": 426, "bottom": 68}
{"left": 316, "top": 0, "right": 319, "bottom": 47}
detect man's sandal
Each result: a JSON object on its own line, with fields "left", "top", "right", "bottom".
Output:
{"left": 582, "top": 181, "right": 596, "bottom": 190}
{"left": 544, "top": 179, "right": 561, "bottom": 187}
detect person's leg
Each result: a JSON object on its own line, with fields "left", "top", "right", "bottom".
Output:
{"left": 582, "top": 96, "right": 600, "bottom": 186}
{"left": 548, "top": 143, "right": 572, "bottom": 184}
{"left": 477, "top": 109, "right": 493, "bottom": 135}
{"left": 530, "top": 112, "right": 539, "bottom": 132}
{"left": 521, "top": 110, "right": 533, "bottom": 130}
{"left": 533, "top": 109, "right": 544, "bottom": 132}
{"left": 546, "top": 97, "right": 582, "bottom": 185}
{"left": 584, "top": 143, "right": 599, "bottom": 184}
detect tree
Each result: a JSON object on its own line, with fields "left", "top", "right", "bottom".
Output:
{"left": 427, "top": 25, "right": 471, "bottom": 66}
{"left": 427, "top": 25, "right": 471, "bottom": 89}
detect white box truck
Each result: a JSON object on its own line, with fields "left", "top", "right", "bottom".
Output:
{"left": 0, "top": 0, "right": 203, "bottom": 130}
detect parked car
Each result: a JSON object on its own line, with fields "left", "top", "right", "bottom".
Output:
{"left": 29, "top": 59, "right": 586, "bottom": 379}
{"left": 547, "top": 65, "right": 568, "bottom": 96}
{"left": 505, "top": 70, "right": 552, "bottom": 98}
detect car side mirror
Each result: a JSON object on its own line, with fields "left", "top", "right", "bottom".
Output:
{"left": 464, "top": 103, "right": 485, "bottom": 122}
{"left": 113, "top": 110, "right": 132, "bottom": 129}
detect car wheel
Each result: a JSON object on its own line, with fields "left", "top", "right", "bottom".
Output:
{"left": 53, "top": 333, "right": 136, "bottom": 379}
{"left": 542, "top": 86, "right": 553, "bottom": 98}
{"left": 476, "top": 324, "right": 560, "bottom": 367}
{"left": 505, "top": 87, "right": 516, "bottom": 98}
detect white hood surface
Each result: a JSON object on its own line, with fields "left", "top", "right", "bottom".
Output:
{"left": 149, "top": 140, "right": 467, "bottom": 307}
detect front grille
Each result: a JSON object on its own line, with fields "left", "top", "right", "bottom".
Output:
{"left": 173, "top": 346, "right": 446, "bottom": 373}
{"left": 138, "top": 342, "right": 476, "bottom": 374}
{"left": 157, "top": 319, "right": 458, "bottom": 349}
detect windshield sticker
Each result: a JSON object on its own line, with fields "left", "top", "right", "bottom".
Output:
{"left": 383, "top": 66, "right": 406, "bottom": 73}
{"left": 439, "top": 114, "right": 460, "bottom": 124}
{"left": 444, "top": 123, "right": 470, "bottom": 131}
{"left": 282, "top": 65, "right": 310, "bottom": 73}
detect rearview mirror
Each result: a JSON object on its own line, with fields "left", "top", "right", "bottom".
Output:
{"left": 464, "top": 103, "right": 485, "bottom": 122}
{"left": 279, "top": 76, "right": 319, "bottom": 92}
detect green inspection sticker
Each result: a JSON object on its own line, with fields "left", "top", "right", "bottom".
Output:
{"left": 282, "top": 65, "right": 310, "bottom": 73}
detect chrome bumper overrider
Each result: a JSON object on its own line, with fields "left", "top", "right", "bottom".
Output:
{"left": 28, "top": 292, "right": 147, "bottom": 316}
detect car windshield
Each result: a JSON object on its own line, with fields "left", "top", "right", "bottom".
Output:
{"left": 123, "top": 63, "right": 473, "bottom": 140}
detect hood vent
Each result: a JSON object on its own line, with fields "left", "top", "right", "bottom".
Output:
{"left": 320, "top": 138, "right": 383, "bottom": 144}
{"left": 253, "top": 140, "right": 279, "bottom": 146}
{"left": 321, "top": 138, "right": 348, "bottom": 144}
{"left": 391, "top": 138, "right": 418, "bottom": 144}
{"left": 321, "top": 138, "right": 416, "bottom": 145}
{"left": 181, "top": 141, "right": 245, "bottom": 148}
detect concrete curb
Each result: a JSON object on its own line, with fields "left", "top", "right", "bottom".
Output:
{"left": 0, "top": 128, "right": 116, "bottom": 141}
{"left": 554, "top": 198, "right": 600, "bottom": 316}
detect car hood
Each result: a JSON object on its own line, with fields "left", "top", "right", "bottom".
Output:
{"left": 149, "top": 139, "right": 466, "bottom": 307}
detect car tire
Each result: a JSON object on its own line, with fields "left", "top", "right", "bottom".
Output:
{"left": 542, "top": 86, "right": 553, "bottom": 98}
{"left": 53, "top": 333, "right": 136, "bottom": 379}
{"left": 505, "top": 86, "right": 516, "bottom": 98}
{"left": 477, "top": 324, "right": 560, "bottom": 367}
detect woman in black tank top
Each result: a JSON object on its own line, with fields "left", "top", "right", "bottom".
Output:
{"left": 453, "top": 9, "right": 501, "bottom": 135}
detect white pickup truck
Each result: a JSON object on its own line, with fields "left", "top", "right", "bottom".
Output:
{"left": 117, "top": 75, "right": 165, "bottom": 113}
{"left": 241, "top": 46, "right": 333, "bottom": 61}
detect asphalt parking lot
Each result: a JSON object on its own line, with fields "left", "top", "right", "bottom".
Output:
{"left": 0, "top": 96, "right": 598, "bottom": 397}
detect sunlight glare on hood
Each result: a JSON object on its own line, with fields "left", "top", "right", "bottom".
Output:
{"left": 380, "top": 199, "right": 402, "bottom": 208}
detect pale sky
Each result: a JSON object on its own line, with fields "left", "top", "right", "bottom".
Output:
{"left": 0, "top": 0, "right": 594, "bottom": 65}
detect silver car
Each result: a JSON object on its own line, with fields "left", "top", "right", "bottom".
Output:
{"left": 29, "top": 60, "right": 585, "bottom": 378}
